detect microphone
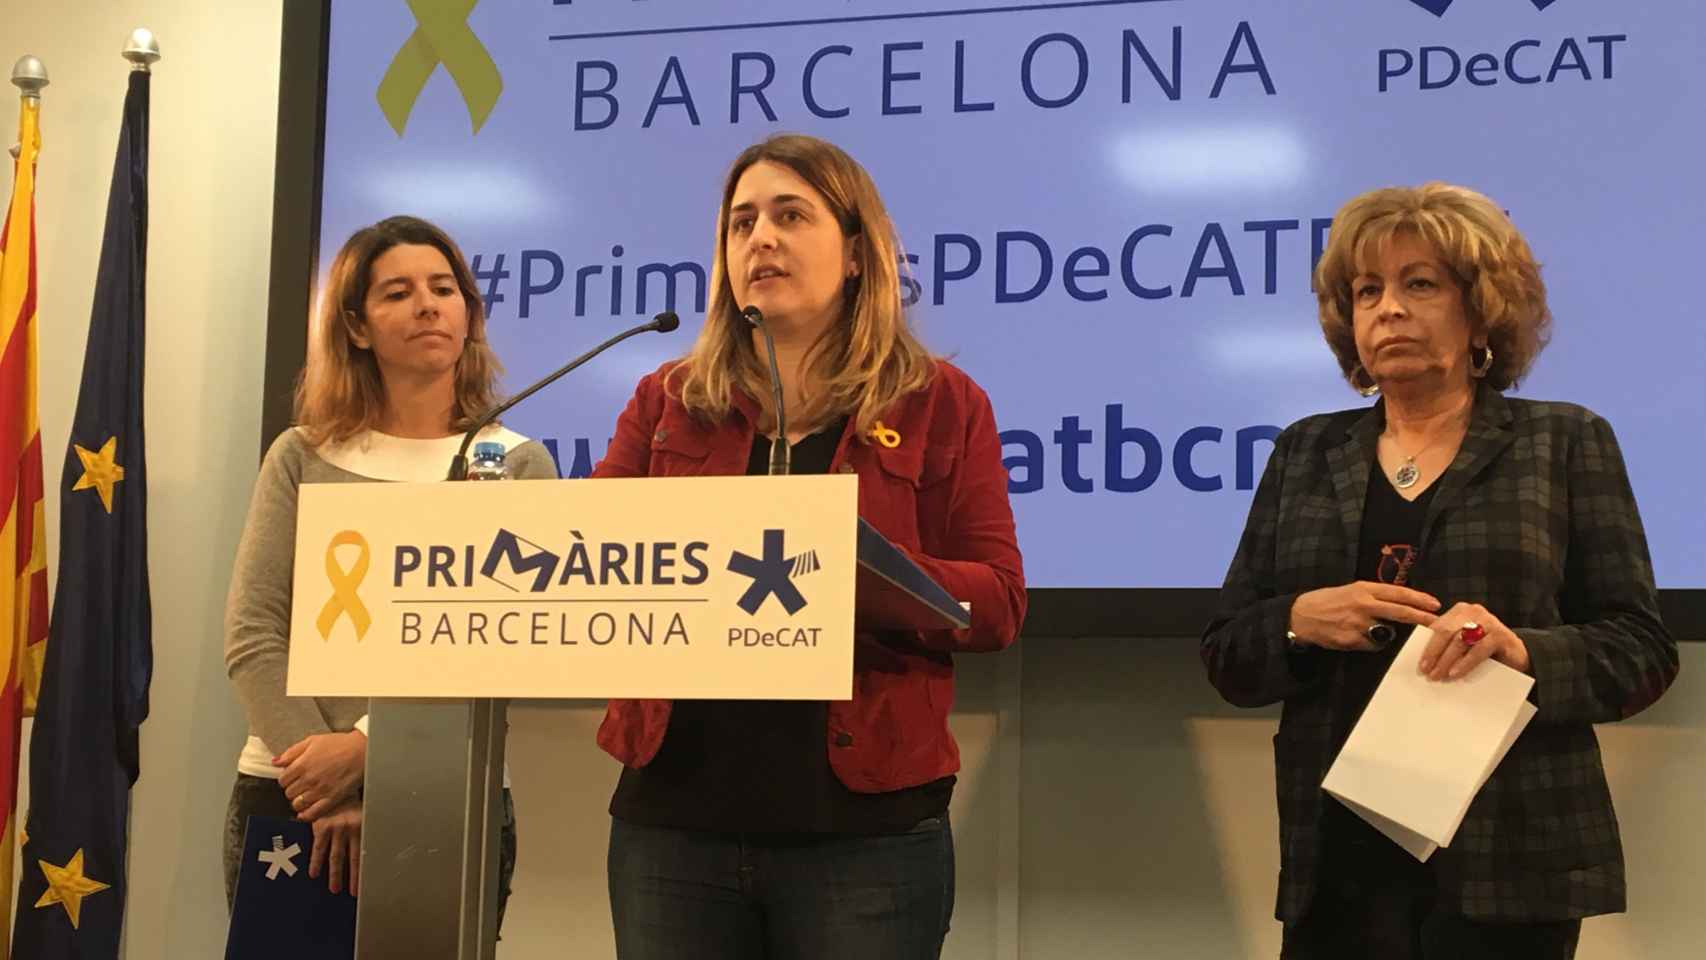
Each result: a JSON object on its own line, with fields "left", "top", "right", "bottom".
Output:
{"left": 741, "top": 305, "right": 790, "bottom": 476}
{"left": 447, "top": 310, "right": 680, "bottom": 480}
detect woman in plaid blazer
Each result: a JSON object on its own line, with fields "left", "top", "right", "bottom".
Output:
{"left": 1202, "top": 184, "right": 1678, "bottom": 959}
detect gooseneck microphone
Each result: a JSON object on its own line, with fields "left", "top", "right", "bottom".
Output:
{"left": 447, "top": 310, "right": 681, "bottom": 480}
{"left": 741, "top": 305, "right": 790, "bottom": 476}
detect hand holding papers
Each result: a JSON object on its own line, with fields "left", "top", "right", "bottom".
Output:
{"left": 1321, "top": 625, "right": 1538, "bottom": 861}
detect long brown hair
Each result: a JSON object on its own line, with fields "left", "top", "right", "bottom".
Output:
{"left": 670, "top": 135, "right": 934, "bottom": 437}
{"left": 294, "top": 216, "right": 503, "bottom": 445}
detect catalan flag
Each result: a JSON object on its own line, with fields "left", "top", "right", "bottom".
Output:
{"left": 12, "top": 69, "right": 151, "bottom": 960}
{"left": 0, "top": 88, "right": 50, "bottom": 960}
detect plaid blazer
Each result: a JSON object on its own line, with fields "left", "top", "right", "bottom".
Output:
{"left": 1202, "top": 385, "right": 1678, "bottom": 924}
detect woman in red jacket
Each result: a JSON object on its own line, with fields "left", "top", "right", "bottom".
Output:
{"left": 593, "top": 134, "right": 1026, "bottom": 959}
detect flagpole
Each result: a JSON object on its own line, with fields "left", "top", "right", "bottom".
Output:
{"left": 3, "top": 49, "right": 46, "bottom": 960}
{"left": 9, "top": 55, "right": 47, "bottom": 161}
{"left": 9, "top": 56, "right": 46, "bottom": 99}
{"left": 122, "top": 29, "right": 160, "bottom": 72}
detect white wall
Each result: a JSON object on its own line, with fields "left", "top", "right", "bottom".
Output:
{"left": 1, "top": 2, "right": 282, "bottom": 958}
{"left": 3, "top": 4, "right": 1701, "bottom": 959}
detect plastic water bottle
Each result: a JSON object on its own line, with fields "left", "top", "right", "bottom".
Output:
{"left": 467, "top": 441, "right": 510, "bottom": 481}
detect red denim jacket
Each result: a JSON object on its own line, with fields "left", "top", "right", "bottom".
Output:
{"left": 591, "top": 359, "right": 1026, "bottom": 792}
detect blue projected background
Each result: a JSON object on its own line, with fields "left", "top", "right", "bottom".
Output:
{"left": 318, "top": 0, "right": 1705, "bottom": 588}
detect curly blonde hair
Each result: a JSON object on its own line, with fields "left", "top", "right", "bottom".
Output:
{"left": 669, "top": 134, "right": 934, "bottom": 437}
{"left": 1314, "top": 183, "right": 1550, "bottom": 392}
{"left": 295, "top": 216, "right": 503, "bottom": 445}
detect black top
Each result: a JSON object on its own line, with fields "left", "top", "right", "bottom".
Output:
{"left": 1320, "top": 464, "right": 1440, "bottom": 887}
{"left": 609, "top": 417, "right": 955, "bottom": 835}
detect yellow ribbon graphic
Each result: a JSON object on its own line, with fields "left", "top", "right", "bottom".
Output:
{"left": 376, "top": 0, "right": 504, "bottom": 136}
{"left": 317, "top": 531, "right": 373, "bottom": 641}
{"left": 868, "top": 421, "right": 902, "bottom": 448}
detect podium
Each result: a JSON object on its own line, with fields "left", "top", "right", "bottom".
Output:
{"left": 280, "top": 475, "right": 968, "bottom": 958}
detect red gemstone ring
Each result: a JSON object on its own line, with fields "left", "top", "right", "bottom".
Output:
{"left": 1459, "top": 622, "right": 1486, "bottom": 647}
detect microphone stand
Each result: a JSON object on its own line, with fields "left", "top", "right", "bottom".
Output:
{"left": 742, "top": 305, "right": 790, "bottom": 476}
{"left": 447, "top": 311, "right": 679, "bottom": 480}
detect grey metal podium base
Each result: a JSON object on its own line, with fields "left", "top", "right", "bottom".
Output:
{"left": 356, "top": 698, "right": 507, "bottom": 959}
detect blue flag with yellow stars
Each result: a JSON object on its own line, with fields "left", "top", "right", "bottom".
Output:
{"left": 11, "top": 69, "right": 152, "bottom": 959}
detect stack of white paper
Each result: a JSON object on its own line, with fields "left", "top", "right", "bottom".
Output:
{"left": 1321, "top": 626, "right": 1538, "bottom": 861}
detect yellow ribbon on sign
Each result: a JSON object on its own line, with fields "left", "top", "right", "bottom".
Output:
{"left": 868, "top": 421, "right": 902, "bottom": 448}
{"left": 376, "top": 0, "right": 504, "bottom": 136}
{"left": 317, "top": 530, "right": 373, "bottom": 641}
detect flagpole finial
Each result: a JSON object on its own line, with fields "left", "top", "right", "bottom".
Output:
{"left": 11, "top": 56, "right": 48, "bottom": 99}
{"left": 123, "top": 29, "right": 160, "bottom": 72}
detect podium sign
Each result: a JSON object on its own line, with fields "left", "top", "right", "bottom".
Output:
{"left": 287, "top": 475, "right": 857, "bottom": 700}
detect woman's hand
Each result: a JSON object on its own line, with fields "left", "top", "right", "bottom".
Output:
{"left": 276, "top": 730, "right": 367, "bottom": 821}
{"left": 1289, "top": 582, "right": 1441, "bottom": 651}
{"left": 308, "top": 799, "right": 362, "bottom": 896}
{"left": 1418, "top": 602, "right": 1531, "bottom": 681}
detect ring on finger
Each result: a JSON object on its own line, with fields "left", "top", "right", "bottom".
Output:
{"left": 1365, "top": 622, "right": 1397, "bottom": 649}
{"left": 1459, "top": 621, "right": 1486, "bottom": 647}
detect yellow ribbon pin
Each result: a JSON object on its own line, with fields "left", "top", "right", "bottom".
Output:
{"left": 376, "top": 0, "right": 504, "bottom": 136}
{"left": 317, "top": 531, "right": 373, "bottom": 641}
{"left": 868, "top": 421, "right": 902, "bottom": 448}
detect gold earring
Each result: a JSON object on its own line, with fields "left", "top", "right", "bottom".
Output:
{"left": 1470, "top": 344, "right": 1494, "bottom": 378}
{"left": 1352, "top": 365, "right": 1380, "bottom": 397}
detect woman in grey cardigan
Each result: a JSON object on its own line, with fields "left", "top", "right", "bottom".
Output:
{"left": 1203, "top": 184, "right": 1677, "bottom": 959}
{"left": 222, "top": 216, "right": 555, "bottom": 914}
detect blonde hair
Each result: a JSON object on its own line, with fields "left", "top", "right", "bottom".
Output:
{"left": 669, "top": 134, "right": 934, "bottom": 437}
{"left": 1314, "top": 183, "right": 1550, "bottom": 391}
{"left": 295, "top": 216, "right": 503, "bottom": 445}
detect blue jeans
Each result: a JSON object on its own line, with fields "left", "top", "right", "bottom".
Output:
{"left": 607, "top": 816, "right": 955, "bottom": 960}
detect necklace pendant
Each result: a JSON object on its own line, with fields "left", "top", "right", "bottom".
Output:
{"left": 1394, "top": 459, "right": 1420, "bottom": 489}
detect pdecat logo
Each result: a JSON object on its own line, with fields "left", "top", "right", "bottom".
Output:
{"left": 1406, "top": 0, "right": 1559, "bottom": 14}
{"left": 1381, "top": 0, "right": 1622, "bottom": 93}
{"left": 376, "top": 0, "right": 504, "bottom": 136}
{"left": 318, "top": 530, "right": 373, "bottom": 641}
{"left": 726, "top": 530, "right": 822, "bottom": 616}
